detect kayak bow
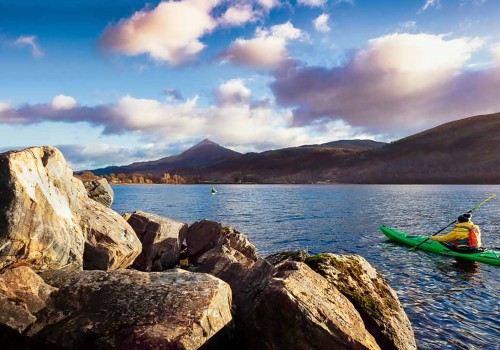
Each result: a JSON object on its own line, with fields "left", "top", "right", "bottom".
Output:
{"left": 380, "top": 226, "right": 500, "bottom": 266}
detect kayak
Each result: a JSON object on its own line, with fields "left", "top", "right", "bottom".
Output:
{"left": 380, "top": 226, "right": 500, "bottom": 266}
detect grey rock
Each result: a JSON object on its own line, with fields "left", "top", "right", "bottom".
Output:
{"left": 82, "top": 178, "right": 113, "bottom": 207}
{"left": 126, "top": 211, "right": 187, "bottom": 271}
{"left": 305, "top": 254, "right": 417, "bottom": 350}
{"left": 26, "top": 269, "right": 232, "bottom": 349}
{"left": 0, "top": 146, "right": 141, "bottom": 272}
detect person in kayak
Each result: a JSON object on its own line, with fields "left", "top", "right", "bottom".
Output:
{"left": 429, "top": 213, "right": 482, "bottom": 252}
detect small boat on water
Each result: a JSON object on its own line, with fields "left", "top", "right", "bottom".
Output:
{"left": 380, "top": 226, "right": 500, "bottom": 266}
{"left": 211, "top": 187, "right": 217, "bottom": 195}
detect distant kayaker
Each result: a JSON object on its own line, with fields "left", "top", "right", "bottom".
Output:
{"left": 429, "top": 213, "right": 482, "bottom": 252}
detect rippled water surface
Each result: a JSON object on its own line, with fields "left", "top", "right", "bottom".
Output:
{"left": 112, "top": 184, "right": 500, "bottom": 350}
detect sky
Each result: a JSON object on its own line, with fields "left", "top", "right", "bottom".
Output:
{"left": 1, "top": 0, "right": 500, "bottom": 170}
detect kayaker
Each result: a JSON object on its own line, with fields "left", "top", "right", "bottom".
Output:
{"left": 429, "top": 213, "right": 482, "bottom": 252}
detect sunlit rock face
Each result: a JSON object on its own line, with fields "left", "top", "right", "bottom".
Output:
{"left": 82, "top": 178, "right": 114, "bottom": 207}
{"left": 125, "top": 211, "right": 188, "bottom": 271}
{"left": 0, "top": 146, "right": 141, "bottom": 272}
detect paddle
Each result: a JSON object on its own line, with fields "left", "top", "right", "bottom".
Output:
{"left": 409, "top": 194, "right": 496, "bottom": 251}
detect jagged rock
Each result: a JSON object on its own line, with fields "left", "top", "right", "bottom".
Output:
{"left": 82, "top": 178, "right": 113, "bottom": 207}
{"left": 265, "top": 250, "right": 309, "bottom": 265}
{"left": 22, "top": 269, "right": 232, "bottom": 349}
{"left": 81, "top": 202, "right": 142, "bottom": 270}
{"left": 126, "top": 211, "right": 187, "bottom": 271}
{"left": 187, "top": 220, "right": 257, "bottom": 260}
{"left": 248, "top": 261, "right": 381, "bottom": 350}
{"left": 0, "top": 147, "right": 87, "bottom": 271}
{"left": 305, "top": 254, "right": 416, "bottom": 350}
{"left": 0, "top": 266, "right": 56, "bottom": 333}
{"left": 0, "top": 146, "right": 141, "bottom": 272}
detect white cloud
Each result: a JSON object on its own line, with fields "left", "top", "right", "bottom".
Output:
{"left": 257, "top": 0, "right": 279, "bottom": 10}
{"left": 298, "top": 0, "right": 328, "bottom": 7}
{"left": 313, "top": 14, "right": 331, "bottom": 33}
{"left": 418, "top": 0, "right": 441, "bottom": 13}
{"left": 491, "top": 43, "right": 500, "bottom": 63}
{"left": 0, "top": 102, "right": 10, "bottom": 113}
{"left": 14, "top": 35, "right": 44, "bottom": 58}
{"left": 272, "top": 33, "right": 496, "bottom": 133}
{"left": 52, "top": 95, "right": 78, "bottom": 110}
{"left": 220, "top": 4, "right": 256, "bottom": 26}
{"left": 0, "top": 79, "right": 373, "bottom": 157}
{"left": 222, "top": 21, "right": 305, "bottom": 67}
{"left": 100, "top": 0, "right": 221, "bottom": 65}
{"left": 216, "top": 79, "right": 251, "bottom": 104}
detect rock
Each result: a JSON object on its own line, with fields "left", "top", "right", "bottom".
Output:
{"left": 187, "top": 220, "right": 257, "bottom": 260}
{"left": 81, "top": 202, "right": 142, "bottom": 270}
{"left": 0, "top": 146, "right": 87, "bottom": 271}
{"left": 0, "top": 146, "right": 141, "bottom": 272}
{"left": 125, "top": 211, "right": 188, "bottom": 271}
{"left": 265, "top": 250, "right": 309, "bottom": 265}
{"left": 248, "top": 261, "right": 381, "bottom": 350}
{"left": 0, "top": 266, "right": 56, "bottom": 333}
{"left": 305, "top": 254, "right": 416, "bottom": 350}
{"left": 82, "top": 178, "right": 113, "bottom": 207}
{"left": 26, "top": 269, "right": 232, "bottom": 349}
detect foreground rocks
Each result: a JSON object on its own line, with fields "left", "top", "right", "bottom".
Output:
{"left": 82, "top": 178, "right": 114, "bottom": 207}
{"left": 125, "top": 211, "right": 188, "bottom": 271}
{"left": 0, "top": 268, "right": 232, "bottom": 350}
{"left": 0, "top": 147, "right": 141, "bottom": 272}
{"left": 305, "top": 254, "right": 417, "bottom": 350}
{"left": 0, "top": 146, "right": 416, "bottom": 349}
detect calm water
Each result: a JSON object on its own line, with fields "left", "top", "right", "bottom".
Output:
{"left": 112, "top": 184, "right": 500, "bottom": 350}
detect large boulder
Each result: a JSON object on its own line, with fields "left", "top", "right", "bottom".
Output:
{"left": 0, "top": 146, "right": 141, "bottom": 272}
{"left": 125, "top": 211, "right": 188, "bottom": 271}
{"left": 0, "top": 147, "right": 87, "bottom": 271}
{"left": 82, "top": 178, "right": 113, "bottom": 207}
{"left": 248, "top": 261, "right": 381, "bottom": 350}
{"left": 19, "top": 269, "right": 232, "bottom": 349}
{"left": 81, "top": 203, "right": 142, "bottom": 270}
{"left": 187, "top": 220, "right": 257, "bottom": 260}
{"left": 0, "top": 266, "right": 56, "bottom": 334}
{"left": 305, "top": 254, "right": 416, "bottom": 350}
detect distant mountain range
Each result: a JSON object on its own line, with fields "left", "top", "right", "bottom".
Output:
{"left": 87, "top": 113, "right": 500, "bottom": 184}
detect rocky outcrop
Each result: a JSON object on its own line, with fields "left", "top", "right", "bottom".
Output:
{"left": 81, "top": 202, "right": 142, "bottom": 270}
{"left": 82, "top": 178, "right": 113, "bottom": 207}
{"left": 187, "top": 220, "right": 257, "bottom": 260}
{"left": 305, "top": 254, "right": 417, "bottom": 350}
{"left": 0, "top": 146, "right": 142, "bottom": 272}
{"left": 17, "top": 269, "right": 232, "bottom": 349}
{"left": 125, "top": 211, "right": 188, "bottom": 271}
{"left": 0, "top": 266, "right": 56, "bottom": 334}
{"left": 0, "top": 147, "right": 87, "bottom": 271}
{"left": 248, "top": 261, "right": 380, "bottom": 350}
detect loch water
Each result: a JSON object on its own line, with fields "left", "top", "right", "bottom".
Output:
{"left": 112, "top": 184, "right": 500, "bottom": 350}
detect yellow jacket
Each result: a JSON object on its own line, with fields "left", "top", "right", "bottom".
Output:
{"left": 430, "top": 222, "right": 482, "bottom": 247}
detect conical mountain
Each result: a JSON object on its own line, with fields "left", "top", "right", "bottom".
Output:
{"left": 91, "top": 139, "right": 241, "bottom": 176}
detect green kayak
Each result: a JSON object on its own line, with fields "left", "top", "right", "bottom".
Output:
{"left": 380, "top": 226, "right": 500, "bottom": 266}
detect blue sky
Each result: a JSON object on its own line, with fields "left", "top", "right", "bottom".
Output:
{"left": 1, "top": 0, "right": 500, "bottom": 169}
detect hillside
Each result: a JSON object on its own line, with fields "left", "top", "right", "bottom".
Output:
{"left": 333, "top": 113, "right": 500, "bottom": 183}
{"left": 179, "top": 113, "right": 500, "bottom": 184}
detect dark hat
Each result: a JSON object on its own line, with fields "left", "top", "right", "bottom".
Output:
{"left": 457, "top": 213, "right": 472, "bottom": 223}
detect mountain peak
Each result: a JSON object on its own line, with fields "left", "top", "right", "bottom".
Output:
{"left": 192, "top": 138, "right": 218, "bottom": 148}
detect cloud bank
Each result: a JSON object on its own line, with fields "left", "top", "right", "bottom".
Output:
{"left": 272, "top": 33, "right": 500, "bottom": 133}
{"left": 0, "top": 81, "right": 371, "bottom": 157}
